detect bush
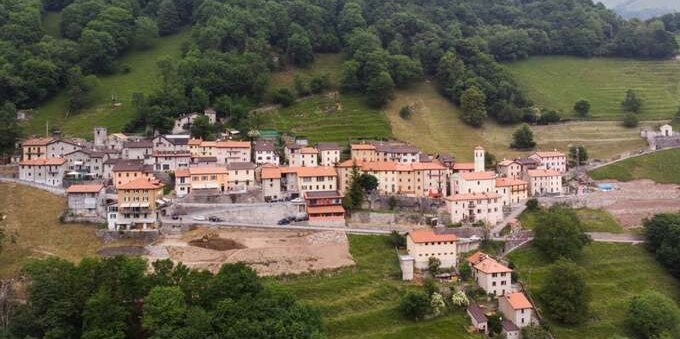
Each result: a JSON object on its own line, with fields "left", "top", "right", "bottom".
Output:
{"left": 627, "top": 290, "right": 680, "bottom": 338}
{"left": 399, "top": 291, "right": 430, "bottom": 321}
{"left": 533, "top": 205, "right": 590, "bottom": 261}
{"left": 430, "top": 292, "right": 446, "bottom": 316}
{"left": 428, "top": 257, "right": 441, "bottom": 275}
{"left": 458, "top": 262, "right": 472, "bottom": 281}
{"left": 574, "top": 99, "right": 590, "bottom": 117}
{"left": 450, "top": 290, "right": 469, "bottom": 308}
{"left": 389, "top": 230, "right": 406, "bottom": 248}
{"left": 272, "top": 88, "right": 295, "bottom": 107}
{"left": 293, "top": 76, "right": 310, "bottom": 96}
{"left": 522, "top": 325, "right": 551, "bottom": 339}
{"left": 538, "top": 110, "right": 560, "bottom": 124}
{"left": 399, "top": 105, "right": 412, "bottom": 119}
{"left": 525, "top": 198, "right": 539, "bottom": 211}
{"left": 539, "top": 258, "right": 590, "bottom": 324}
{"left": 623, "top": 112, "right": 639, "bottom": 128}
{"left": 423, "top": 277, "right": 437, "bottom": 296}
{"left": 511, "top": 123, "right": 536, "bottom": 149}
{"left": 309, "top": 74, "right": 330, "bottom": 94}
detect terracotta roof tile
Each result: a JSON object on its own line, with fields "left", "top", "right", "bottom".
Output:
{"left": 495, "top": 178, "right": 528, "bottom": 187}
{"left": 351, "top": 143, "right": 376, "bottom": 150}
{"left": 460, "top": 171, "right": 496, "bottom": 180}
{"left": 408, "top": 229, "right": 457, "bottom": 243}
{"left": 118, "top": 178, "right": 164, "bottom": 190}
{"left": 66, "top": 184, "right": 104, "bottom": 193}
{"left": 473, "top": 257, "right": 512, "bottom": 274}
{"left": 307, "top": 205, "right": 345, "bottom": 214}
{"left": 216, "top": 141, "right": 251, "bottom": 148}
{"left": 527, "top": 169, "right": 561, "bottom": 177}
{"left": 22, "top": 137, "right": 55, "bottom": 146}
{"left": 20, "top": 158, "right": 65, "bottom": 166}
{"left": 504, "top": 292, "right": 532, "bottom": 310}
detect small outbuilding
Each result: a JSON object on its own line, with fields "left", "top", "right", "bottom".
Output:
{"left": 466, "top": 304, "right": 487, "bottom": 333}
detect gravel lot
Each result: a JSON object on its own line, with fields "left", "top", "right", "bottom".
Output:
{"left": 146, "top": 227, "right": 355, "bottom": 276}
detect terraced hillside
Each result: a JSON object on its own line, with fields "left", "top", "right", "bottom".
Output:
{"left": 506, "top": 56, "right": 680, "bottom": 120}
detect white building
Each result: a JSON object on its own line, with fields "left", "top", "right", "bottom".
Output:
{"left": 445, "top": 193, "right": 502, "bottom": 225}
{"left": 526, "top": 169, "right": 562, "bottom": 196}
{"left": 529, "top": 150, "right": 567, "bottom": 174}
{"left": 122, "top": 139, "right": 152, "bottom": 160}
{"left": 316, "top": 143, "right": 341, "bottom": 167}
{"left": 467, "top": 252, "right": 512, "bottom": 296}
{"left": 254, "top": 141, "right": 280, "bottom": 165}
{"left": 172, "top": 109, "right": 217, "bottom": 134}
{"left": 225, "top": 162, "right": 257, "bottom": 191}
{"left": 19, "top": 158, "right": 66, "bottom": 187}
{"left": 149, "top": 151, "right": 191, "bottom": 171}
{"left": 406, "top": 229, "right": 458, "bottom": 270}
{"left": 290, "top": 147, "right": 319, "bottom": 167}
{"left": 63, "top": 149, "right": 105, "bottom": 178}
{"left": 499, "top": 292, "right": 534, "bottom": 329}
{"left": 66, "top": 184, "right": 106, "bottom": 218}
{"left": 260, "top": 166, "right": 338, "bottom": 201}
{"left": 497, "top": 159, "right": 522, "bottom": 179}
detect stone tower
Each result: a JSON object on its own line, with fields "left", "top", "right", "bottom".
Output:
{"left": 94, "top": 127, "right": 107, "bottom": 147}
{"left": 474, "top": 146, "right": 485, "bottom": 173}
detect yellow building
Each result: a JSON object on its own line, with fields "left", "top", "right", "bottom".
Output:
{"left": 336, "top": 160, "right": 447, "bottom": 197}
{"left": 22, "top": 137, "right": 54, "bottom": 160}
{"left": 114, "top": 178, "right": 165, "bottom": 230}
{"left": 175, "top": 167, "right": 229, "bottom": 197}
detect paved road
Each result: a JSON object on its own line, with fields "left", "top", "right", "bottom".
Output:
{"left": 491, "top": 202, "right": 527, "bottom": 237}
{"left": 161, "top": 218, "right": 392, "bottom": 235}
{"left": 587, "top": 232, "right": 644, "bottom": 244}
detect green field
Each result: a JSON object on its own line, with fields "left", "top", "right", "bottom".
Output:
{"left": 506, "top": 56, "right": 680, "bottom": 120}
{"left": 42, "top": 11, "right": 62, "bottom": 38}
{"left": 519, "top": 208, "right": 623, "bottom": 233}
{"left": 589, "top": 148, "right": 680, "bottom": 184}
{"left": 269, "top": 53, "right": 345, "bottom": 92}
{"left": 263, "top": 93, "right": 391, "bottom": 143}
{"left": 509, "top": 243, "right": 680, "bottom": 339}
{"left": 25, "top": 29, "right": 191, "bottom": 139}
{"left": 268, "top": 235, "right": 478, "bottom": 339}
{"left": 385, "top": 81, "right": 651, "bottom": 161}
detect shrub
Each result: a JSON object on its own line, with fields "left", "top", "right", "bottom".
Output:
{"left": 623, "top": 112, "right": 639, "bottom": 128}
{"left": 387, "top": 196, "right": 398, "bottom": 210}
{"left": 451, "top": 290, "right": 469, "bottom": 308}
{"left": 272, "top": 88, "right": 295, "bottom": 107}
{"left": 538, "top": 110, "right": 560, "bottom": 124}
{"left": 539, "top": 258, "right": 590, "bottom": 324}
{"left": 389, "top": 230, "right": 405, "bottom": 248}
{"left": 430, "top": 292, "right": 446, "bottom": 316}
{"left": 428, "top": 257, "right": 441, "bottom": 275}
{"left": 309, "top": 74, "right": 330, "bottom": 94}
{"left": 574, "top": 99, "right": 590, "bottom": 117}
{"left": 525, "top": 198, "right": 539, "bottom": 211}
{"left": 399, "top": 105, "right": 412, "bottom": 119}
{"left": 511, "top": 123, "right": 536, "bottom": 149}
{"left": 458, "top": 262, "right": 472, "bottom": 281}
{"left": 399, "top": 291, "right": 430, "bottom": 321}
{"left": 627, "top": 290, "right": 680, "bottom": 338}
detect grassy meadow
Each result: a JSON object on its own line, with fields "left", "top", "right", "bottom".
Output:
{"left": 509, "top": 243, "right": 680, "bottom": 338}
{"left": 0, "top": 183, "right": 102, "bottom": 278}
{"left": 269, "top": 235, "right": 479, "bottom": 339}
{"left": 505, "top": 56, "right": 680, "bottom": 120}
{"left": 519, "top": 208, "right": 624, "bottom": 233}
{"left": 25, "top": 29, "right": 191, "bottom": 139}
{"left": 263, "top": 93, "right": 392, "bottom": 143}
{"left": 269, "top": 53, "right": 345, "bottom": 92}
{"left": 385, "top": 81, "right": 651, "bottom": 161}
{"left": 589, "top": 148, "right": 680, "bottom": 184}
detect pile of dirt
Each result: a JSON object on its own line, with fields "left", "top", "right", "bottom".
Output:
{"left": 188, "top": 233, "right": 246, "bottom": 251}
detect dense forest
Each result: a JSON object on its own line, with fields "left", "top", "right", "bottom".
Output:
{"left": 5, "top": 257, "right": 322, "bottom": 338}
{"left": 0, "top": 0, "right": 678, "bottom": 134}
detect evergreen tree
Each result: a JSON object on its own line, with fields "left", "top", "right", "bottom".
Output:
{"left": 157, "top": 0, "right": 181, "bottom": 36}
{"left": 460, "top": 86, "right": 487, "bottom": 127}
{"left": 622, "top": 89, "right": 642, "bottom": 113}
{"left": 511, "top": 123, "right": 536, "bottom": 149}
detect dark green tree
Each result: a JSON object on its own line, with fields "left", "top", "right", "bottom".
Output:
{"left": 287, "top": 26, "right": 314, "bottom": 66}
{"left": 644, "top": 213, "right": 680, "bottom": 277}
{"left": 357, "top": 173, "right": 378, "bottom": 192}
{"left": 133, "top": 16, "right": 159, "bottom": 50}
{"left": 0, "top": 102, "right": 21, "bottom": 158}
{"left": 568, "top": 145, "right": 588, "bottom": 166}
{"left": 623, "top": 112, "right": 639, "bottom": 128}
{"left": 272, "top": 88, "right": 295, "bottom": 107}
{"left": 622, "top": 89, "right": 642, "bottom": 113}
{"left": 574, "top": 99, "right": 591, "bottom": 117}
{"left": 82, "top": 289, "right": 128, "bottom": 339}
{"left": 511, "top": 123, "right": 536, "bottom": 149}
{"left": 539, "top": 258, "right": 590, "bottom": 324}
{"left": 533, "top": 205, "right": 591, "bottom": 261}
{"left": 366, "top": 71, "right": 394, "bottom": 108}
{"left": 399, "top": 291, "right": 430, "bottom": 321}
{"left": 627, "top": 290, "right": 680, "bottom": 338}
{"left": 157, "top": 0, "right": 181, "bottom": 36}
{"left": 190, "top": 115, "right": 214, "bottom": 141}
{"left": 460, "top": 86, "right": 487, "bottom": 127}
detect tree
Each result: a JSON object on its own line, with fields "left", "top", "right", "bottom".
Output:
{"left": 399, "top": 291, "right": 430, "bottom": 321}
{"left": 627, "top": 290, "right": 680, "bottom": 338}
{"left": 399, "top": 106, "right": 412, "bottom": 119}
{"left": 450, "top": 290, "right": 469, "bottom": 308}
{"left": 574, "top": 99, "right": 591, "bottom": 117}
{"left": 623, "top": 112, "right": 639, "bottom": 128}
{"left": 288, "top": 28, "right": 314, "bottom": 66}
{"left": 458, "top": 262, "right": 472, "bottom": 281}
{"left": 67, "top": 67, "right": 97, "bottom": 112}
{"left": 526, "top": 198, "right": 539, "bottom": 211}
{"left": 340, "top": 60, "right": 361, "bottom": 92}
{"left": 487, "top": 313, "right": 502, "bottom": 335}
{"left": 293, "top": 76, "right": 310, "bottom": 97}
{"left": 82, "top": 289, "right": 128, "bottom": 339}
{"left": 272, "top": 88, "right": 295, "bottom": 107}
{"left": 143, "top": 286, "right": 187, "bottom": 336}
{"left": 133, "top": 16, "right": 159, "bottom": 50}
{"left": 0, "top": 102, "right": 21, "bottom": 157}
{"left": 387, "top": 196, "right": 398, "bottom": 210}
{"left": 533, "top": 205, "right": 591, "bottom": 261}
{"left": 430, "top": 292, "right": 445, "bottom": 316}
{"left": 539, "top": 258, "right": 590, "bottom": 324}
{"left": 622, "top": 89, "right": 642, "bottom": 113}
{"left": 643, "top": 213, "right": 680, "bottom": 277}
{"left": 389, "top": 230, "right": 406, "bottom": 248}
{"left": 511, "top": 123, "right": 536, "bottom": 149}
{"left": 538, "top": 110, "right": 561, "bottom": 124}
{"left": 343, "top": 163, "right": 364, "bottom": 211}
{"left": 366, "top": 71, "right": 394, "bottom": 108}
{"left": 157, "top": 0, "right": 181, "bottom": 36}
{"left": 190, "top": 115, "right": 214, "bottom": 141}
{"left": 309, "top": 74, "right": 330, "bottom": 94}
{"left": 484, "top": 151, "right": 496, "bottom": 169}
{"left": 568, "top": 145, "right": 588, "bottom": 166}
{"left": 428, "top": 257, "right": 441, "bottom": 275}
{"left": 357, "top": 173, "right": 378, "bottom": 192}
{"left": 460, "top": 86, "right": 487, "bottom": 127}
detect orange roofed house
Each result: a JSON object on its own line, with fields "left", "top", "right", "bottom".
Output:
{"left": 304, "top": 191, "right": 345, "bottom": 224}
{"left": 66, "top": 184, "right": 106, "bottom": 218}
{"left": 175, "top": 167, "right": 228, "bottom": 197}
{"left": 406, "top": 229, "right": 458, "bottom": 270}
{"left": 526, "top": 169, "right": 562, "bottom": 196}
{"left": 111, "top": 178, "right": 165, "bottom": 230}
{"left": 467, "top": 251, "right": 513, "bottom": 296}
{"left": 19, "top": 158, "right": 66, "bottom": 187}
{"left": 260, "top": 166, "right": 338, "bottom": 201}
{"left": 499, "top": 292, "right": 535, "bottom": 329}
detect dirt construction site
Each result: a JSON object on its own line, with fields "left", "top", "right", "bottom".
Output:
{"left": 551, "top": 179, "right": 680, "bottom": 227}
{"left": 146, "top": 228, "right": 355, "bottom": 276}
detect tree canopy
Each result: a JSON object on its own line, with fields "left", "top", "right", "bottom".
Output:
{"left": 644, "top": 213, "right": 680, "bottom": 278}
{"left": 538, "top": 258, "right": 590, "bottom": 324}
{"left": 533, "top": 205, "right": 591, "bottom": 261}
{"left": 627, "top": 290, "right": 680, "bottom": 339}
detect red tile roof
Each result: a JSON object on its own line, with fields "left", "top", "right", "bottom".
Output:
{"left": 216, "top": 141, "right": 251, "bottom": 148}
{"left": 466, "top": 251, "right": 488, "bottom": 265}
{"left": 261, "top": 167, "right": 282, "bottom": 179}
{"left": 20, "top": 158, "right": 65, "bottom": 166}
{"left": 531, "top": 151, "right": 565, "bottom": 158}
{"left": 118, "top": 178, "right": 164, "bottom": 190}
{"left": 351, "top": 143, "right": 376, "bottom": 150}
{"left": 445, "top": 192, "right": 500, "bottom": 201}
{"left": 527, "top": 169, "right": 561, "bottom": 177}
{"left": 504, "top": 292, "right": 533, "bottom": 310}
{"left": 495, "top": 178, "right": 528, "bottom": 187}
{"left": 307, "top": 205, "right": 345, "bottom": 214}
{"left": 299, "top": 147, "right": 319, "bottom": 154}
{"left": 453, "top": 162, "right": 475, "bottom": 170}
{"left": 66, "top": 184, "right": 104, "bottom": 193}
{"left": 408, "top": 229, "right": 458, "bottom": 243}
{"left": 22, "top": 137, "right": 55, "bottom": 146}
{"left": 473, "top": 257, "right": 512, "bottom": 274}
{"left": 176, "top": 167, "right": 227, "bottom": 177}
{"left": 460, "top": 171, "right": 496, "bottom": 180}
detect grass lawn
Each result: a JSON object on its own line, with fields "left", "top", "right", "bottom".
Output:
{"left": 385, "top": 81, "right": 650, "bottom": 161}
{"left": 25, "top": 29, "right": 191, "bottom": 139}
{"left": 589, "top": 148, "right": 680, "bottom": 184}
{"left": 519, "top": 208, "right": 624, "bottom": 233}
{"left": 505, "top": 56, "right": 680, "bottom": 120}
{"left": 269, "top": 53, "right": 345, "bottom": 92}
{"left": 0, "top": 183, "right": 102, "bottom": 278}
{"left": 263, "top": 93, "right": 391, "bottom": 143}
{"left": 42, "top": 11, "right": 62, "bottom": 38}
{"left": 508, "top": 243, "right": 680, "bottom": 339}
{"left": 268, "top": 235, "right": 479, "bottom": 339}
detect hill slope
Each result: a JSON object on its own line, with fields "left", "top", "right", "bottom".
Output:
{"left": 505, "top": 56, "right": 680, "bottom": 120}
{"left": 598, "top": 0, "right": 680, "bottom": 19}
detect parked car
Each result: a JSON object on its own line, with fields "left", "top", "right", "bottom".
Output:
{"left": 208, "top": 216, "right": 223, "bottom": 222}
{"left": 171, "top": 214, "right": 180, "bottom": 220}
{"left": 294, "top": 214, "right": 309, "bottom": 222}
{"left": 277, "top": 218, "right": 290, "bottom": 225}
{"left": 192, "top": 215, "right": 207, "bottom": 221}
